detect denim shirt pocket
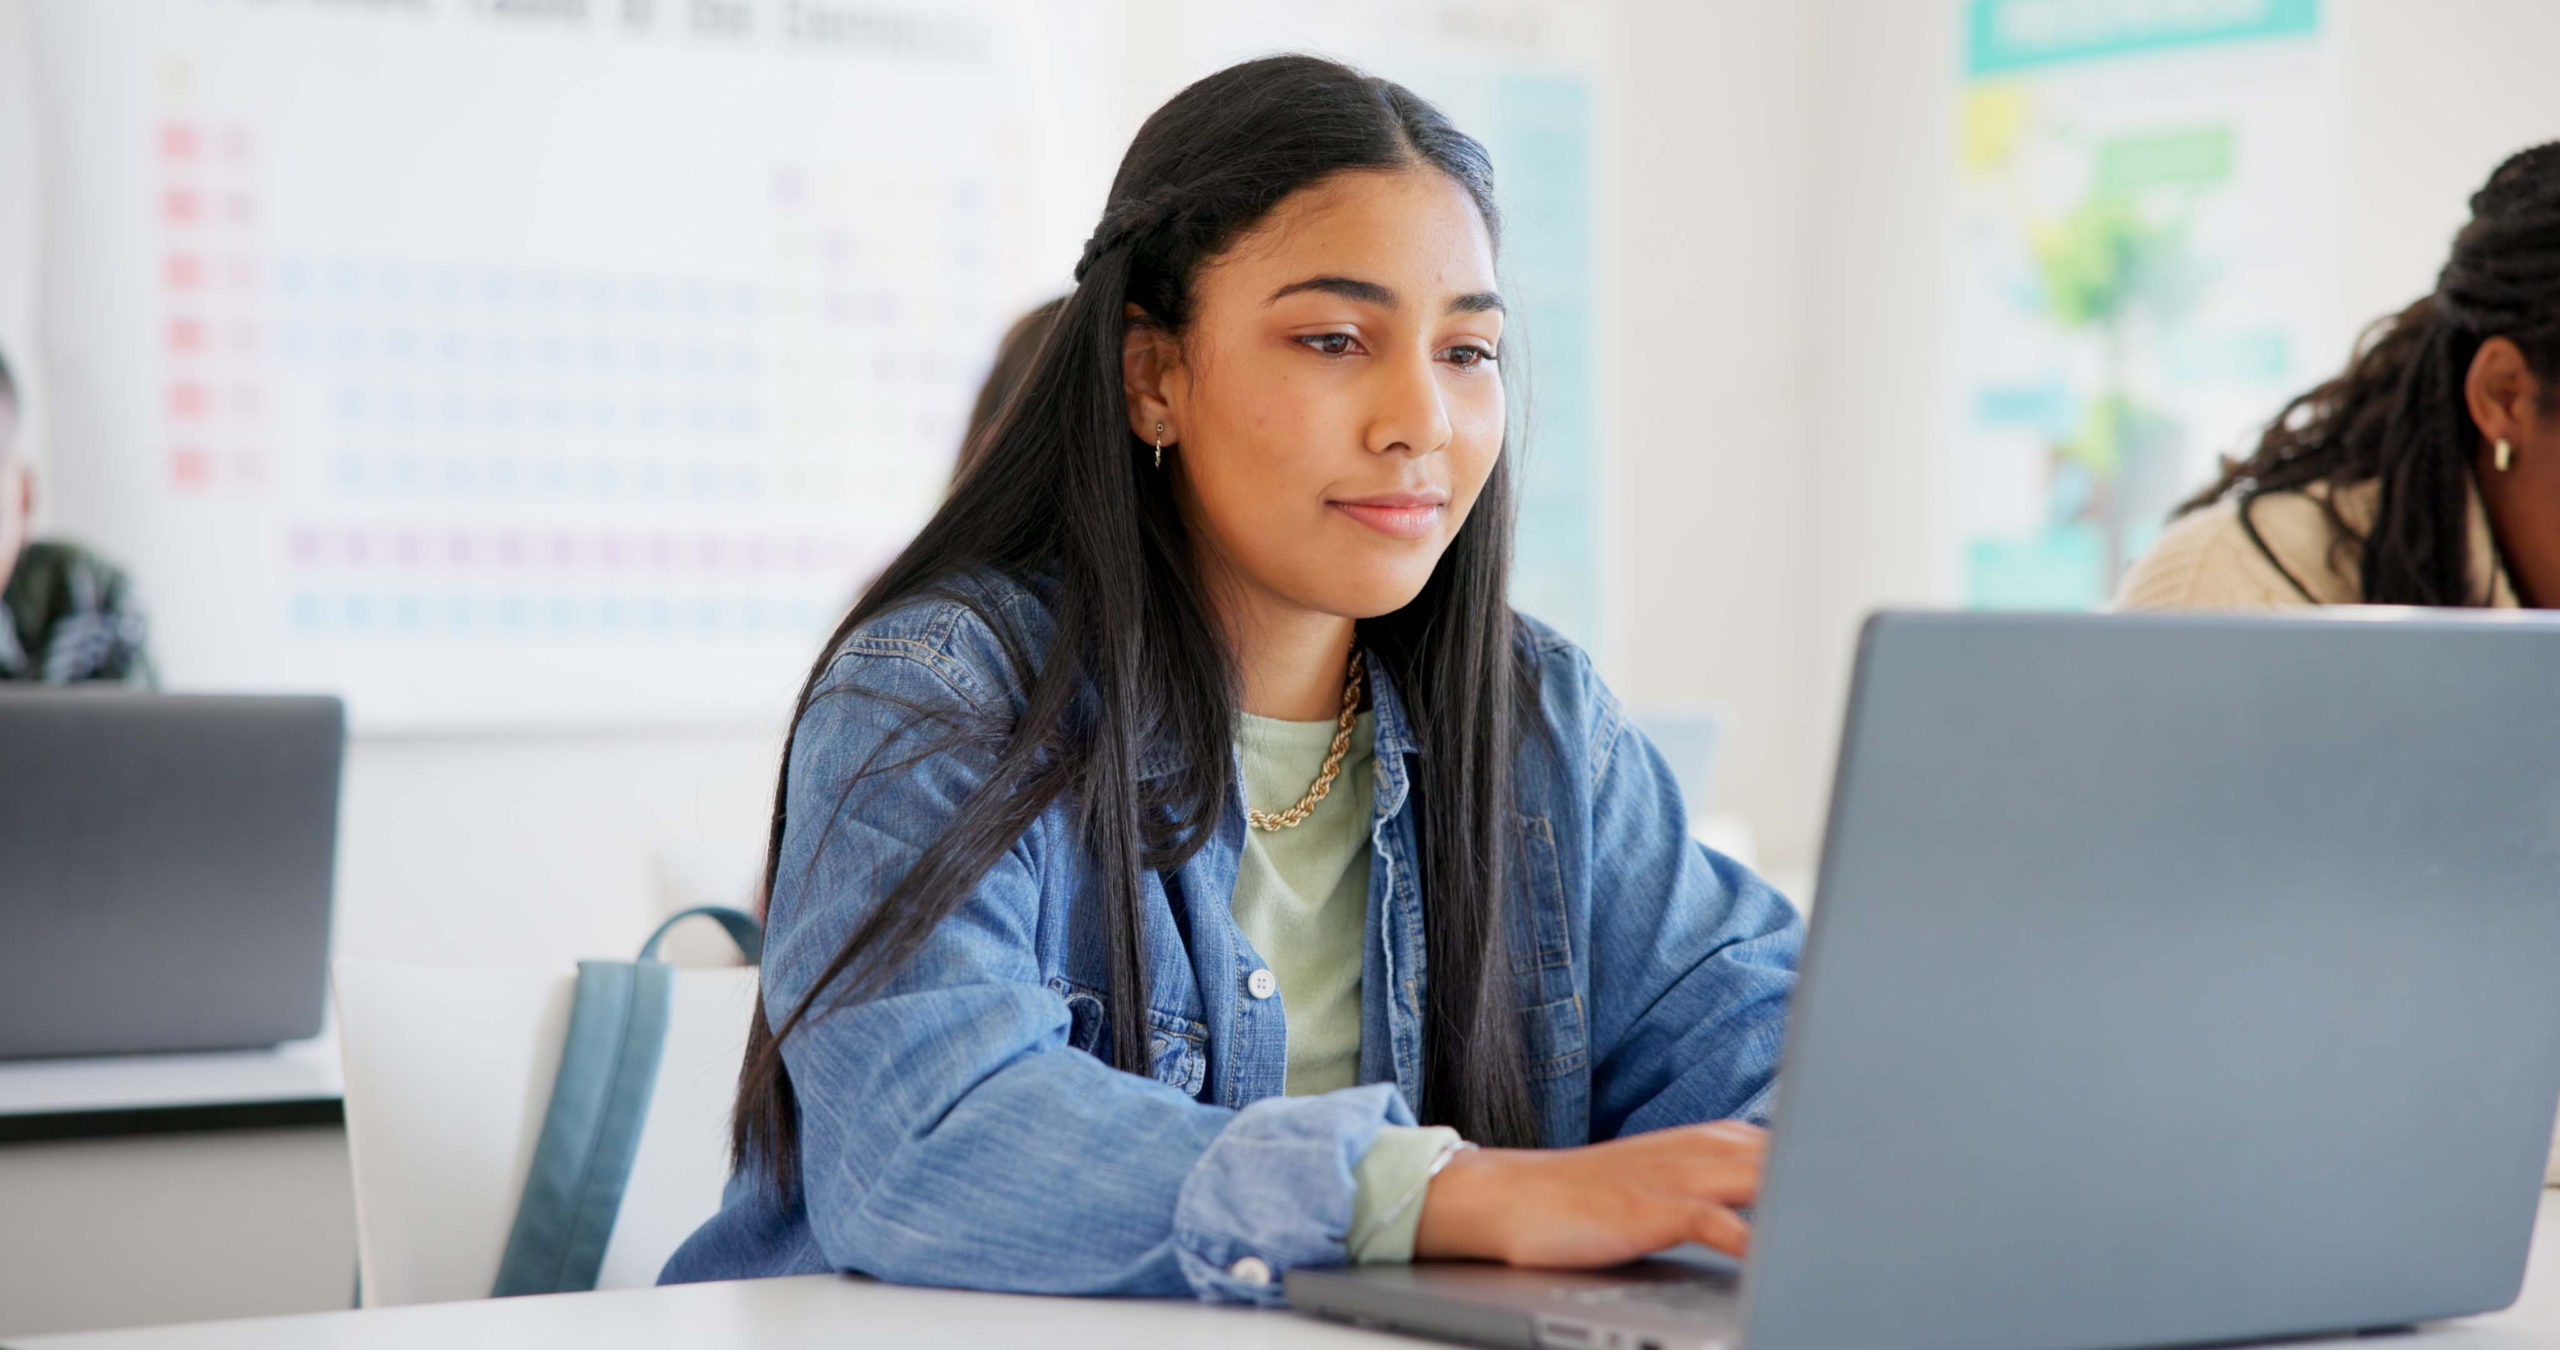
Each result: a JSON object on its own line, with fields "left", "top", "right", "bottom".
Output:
{"left": 1522, "top": 994, "right": 1590, "bottom": 1081}
{"left": 1509, "top": 813, "right": 1575, "bottom": 976}
{"left": 1509, "top": 814, "right": 1589, "bottom": 1082}
{"left": 1049, "top": 976, "right": 1211, "bottom": 1098}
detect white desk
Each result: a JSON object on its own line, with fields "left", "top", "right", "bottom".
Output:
{"left": 0, "top": 1034, "right": 353, "bottom": 1336}
{"left": 0, "top": 1033, "right": 341, "bottom": 1142}
{"left": 16, "top": 1191, "right": 2560, "bottom": 1350}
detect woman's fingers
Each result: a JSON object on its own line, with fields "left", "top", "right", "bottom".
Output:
{"left": 1661, "top": 1153, "right": 1762, "bottom": 1208}
{"left": 1646, "top": 1122, "right": 1766, "bottom": 1206}
{"left": 1651, "top": 1120, "right": 1767, "bottom": 1162}
{"left": 1688, "top": 1202, "right": 1752, "bottom": 1257}
{"left": 1693, "top": 1119, "right": 1767, "bottom": 1146}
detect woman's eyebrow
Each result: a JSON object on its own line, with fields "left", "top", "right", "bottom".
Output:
{"left": 1264, "top": 275, "right": 1508, "bottom": 316}
{"left": 1266, "top": 275, "right": 1397, "bottom": 307}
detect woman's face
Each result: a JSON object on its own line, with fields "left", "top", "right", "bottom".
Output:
{"left": 1126, "top": 167, "right": 1506, "bottom": 624}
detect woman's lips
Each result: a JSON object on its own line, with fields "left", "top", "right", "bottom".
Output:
{"left": 1329, "top": 494, "right": 1447, "bottom": 540}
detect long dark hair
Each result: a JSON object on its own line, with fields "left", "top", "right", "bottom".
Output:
{"left": 2179, "top": 141, "right": 2560, "bottom": 605}
{"left": 732, "top": 54, "right": 1542, "bottom": 1190}
{"left": 951, "top": 295, "right": 1066, "bottom": 492}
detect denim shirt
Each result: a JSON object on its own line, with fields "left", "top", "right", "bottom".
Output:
{"left": 659, "top": 570, "right": 1802, "bottom": 1304}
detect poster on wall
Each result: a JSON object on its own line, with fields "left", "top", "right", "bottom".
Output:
{"left": 1948, "top": 0, "right": 2335, "bottom": 609}
{"left": 1190, "top": 3, "right": 1613, "bottom": 654}
{"left": 31, "top": 0, "right": 1105, "bottom": 731}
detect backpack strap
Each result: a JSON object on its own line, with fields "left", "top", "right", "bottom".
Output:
{"left": 641, "top": 904, "right": 764, "bottom": 965}
{"left": 489, "top": 905, "right": 761, "bottom": 1297}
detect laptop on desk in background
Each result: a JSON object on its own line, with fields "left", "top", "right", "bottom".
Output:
{"left": 1288, "top": 611, "right": 2560, "bottom": 1350}
{"left": 0, "top": 691, "right": 344, "bottom": 1060}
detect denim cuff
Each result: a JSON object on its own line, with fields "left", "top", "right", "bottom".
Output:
{"left": 1170, "top": 1083, "right": 1416, "bottom": 1304}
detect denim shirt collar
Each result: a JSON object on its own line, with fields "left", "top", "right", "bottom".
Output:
{"left": 1144, "top": 646, "right": 1429, "bottom": 1112}
{"left": 1362, "top": 651, "right": 1420, "bottom": 766}
{"left": 1357, "top": 654, "right": 1425, "bottom": 1108}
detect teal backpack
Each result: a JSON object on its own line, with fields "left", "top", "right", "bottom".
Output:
{"left": 489, "top": 905, "right": 763, "bottom": 1297}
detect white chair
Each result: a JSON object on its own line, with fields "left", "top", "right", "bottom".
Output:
{"left": 333, "top": 955, "right": 758, "bottom": 1307}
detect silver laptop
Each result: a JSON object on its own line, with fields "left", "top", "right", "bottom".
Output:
{"left": 0, "top": 690, "right": 344, "bottom": 1058}
{"left": 1289, "top": 611, "right": 2560, "bottom": 1350}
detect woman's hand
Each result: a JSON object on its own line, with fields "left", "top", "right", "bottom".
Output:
{"left": 1413, "top": 1120, "right": 1766, "bottom": 1267}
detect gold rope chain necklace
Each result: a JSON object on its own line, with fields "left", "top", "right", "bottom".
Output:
{"left": 1246, "top": 648, "right": 1364, "bottom": 832}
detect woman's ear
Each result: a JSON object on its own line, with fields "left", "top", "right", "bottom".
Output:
{"left": 1121, "top": 303, "right": 1182, "bottom": 446}
{"left": 2465, "top": 336, "right": 2546, "bottom": 453}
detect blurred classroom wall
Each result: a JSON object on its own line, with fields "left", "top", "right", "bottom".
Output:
{"left": 2, "top": 1, "right": 2557, "bottom": 970}
{"left": 1796, "top": 0, "right": 2560, "bottom": 890}
{"left": 347, "top": 0, "right": 1821, "bottom": 969}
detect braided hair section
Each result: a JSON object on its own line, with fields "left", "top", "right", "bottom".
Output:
{"left": 2177, "top": 141, "right": 2560, "bottom": 605}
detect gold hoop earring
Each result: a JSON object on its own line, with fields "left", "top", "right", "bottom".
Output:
{"left": 1153, "top": 421, "right": 1166, "bottom": 470}
{"left": 2496, "top": 438, "right": 2515, "bottom": 472}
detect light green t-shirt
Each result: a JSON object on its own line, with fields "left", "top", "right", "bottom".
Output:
{"left": 1233, "top": 710, "right": 1461, "bottom": 1264}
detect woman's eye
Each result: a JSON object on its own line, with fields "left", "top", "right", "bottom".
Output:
{"left": 1297, "top": 333, "right": 1360, "bottom": 357}
{"left": 1443, "top": 343, "right": 1498, "bottom": 368}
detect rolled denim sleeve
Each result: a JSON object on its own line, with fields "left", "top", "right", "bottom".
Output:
{"left": 767, "top": 643, "right": 1402, "bottom": 1303}
{"left": 1574, "top": 670, "right": 1804, "bottom": 1140}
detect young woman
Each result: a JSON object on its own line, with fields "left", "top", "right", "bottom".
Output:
{"left": 660, "top": 55, "right": 1800, "bottom": 1302}
{"left": 2119, "top": 142, "right": 2560, "bottom": 611}
{"left": 2120, "top": 141, "right": 2560, "bottom": 1186}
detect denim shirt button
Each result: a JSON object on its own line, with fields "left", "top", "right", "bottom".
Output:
{"left": 1246, "top": 968, "right": 1278, "bottom": 1000}
{"left": 1228, "top": 1255, "right": 1274, "bottom": 1286}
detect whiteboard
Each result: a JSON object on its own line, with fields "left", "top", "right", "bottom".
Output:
{"left": 29, "top": 0, "right": 1106, "bottom": 731}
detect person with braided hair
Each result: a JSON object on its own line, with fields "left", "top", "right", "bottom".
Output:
{"left": 2121, "top": 142, "right": 2560, "bottom": 612}
{"left": 2125, "top": 143, "right": 2560, "bottom": 1184}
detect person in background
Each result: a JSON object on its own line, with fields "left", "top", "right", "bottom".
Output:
{"left": 2118, "top": 143, "right": 2560, "bottom": 1187}
{"left": 951, "top": 296, "right": 1066, "bottom": 493}
{"left": 0, "top": 345, "right": 154, "bottom": 684}
{"left": 2118, "top": 142, "right": 2560, "bottom": 612}
{"left": 663, "top": 55, "right": 1796, "bottom": 1302}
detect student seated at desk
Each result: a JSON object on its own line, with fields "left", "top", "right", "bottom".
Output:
{"left": 661, "top": 55, "right": 1799, "bottom": 1303}
{"left": 2119, "top": 143, "right": 2560, "bottom": 612}
{"left": 0, "top": 344, "right": 154, "bottom": 684}
{"left": 2118, "top": 144, "right": 2560, "bottom": 1184}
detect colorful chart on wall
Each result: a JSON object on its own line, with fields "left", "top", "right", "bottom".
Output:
{"left": 1948, "top": 0, "right": 2335, "bottom": 609}
{"left": 29, "top": 0, "right": 1106, "bottom": 731}
{"left": 1188, "top": 4, "right": 1614, "bottom": 655}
